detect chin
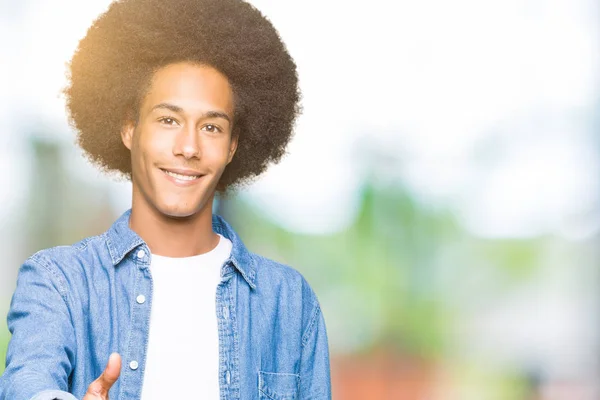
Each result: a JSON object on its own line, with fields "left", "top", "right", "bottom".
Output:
{"left": 156, "top": 199, "right": 209, "bottom": 220}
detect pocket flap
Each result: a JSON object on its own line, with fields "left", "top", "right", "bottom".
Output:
{"left": 259, "top": 371, "right": 300, "bottom": 400}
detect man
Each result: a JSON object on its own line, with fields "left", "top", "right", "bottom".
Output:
{"left": 0, "top": 0, "right": 331, "bottom": 399}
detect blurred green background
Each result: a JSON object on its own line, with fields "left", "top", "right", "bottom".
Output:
{"left": 1, "top": 0, "right": 599, "bottom": 399}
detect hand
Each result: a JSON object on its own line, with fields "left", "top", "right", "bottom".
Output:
{"left": 82, "top": 353, "right": 121, "bottom": 400}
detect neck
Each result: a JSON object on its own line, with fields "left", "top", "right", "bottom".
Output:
{"left": 129, "top": 196, "right": 219, "bottom": 258}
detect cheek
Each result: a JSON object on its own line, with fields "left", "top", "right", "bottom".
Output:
{"left": 134, "top": 128, "right": 172, "bottom": 163}
{"left": 208, "top": 145, "right": 233, "bottom": 169}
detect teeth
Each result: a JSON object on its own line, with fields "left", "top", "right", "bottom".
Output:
{"left": 163, "top": 170, "right": 200, "bottom": 181}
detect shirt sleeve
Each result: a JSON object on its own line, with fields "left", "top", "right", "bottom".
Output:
{"left": 299, "top": 298, "right": 332, "bottom": 400}
{"left": 0, "top": 257, "right": 76, "bottom": 400}
{"left": 30, "top": 389, "right": 78, "bottom": 400}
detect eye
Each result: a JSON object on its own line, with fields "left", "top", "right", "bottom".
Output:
{"left": 202, "top": 124, "right": 222, "bottom": 133}
{"left": 158, "top": 117, "right": 178, "bottom": 126}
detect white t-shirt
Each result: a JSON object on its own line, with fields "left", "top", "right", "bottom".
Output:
{"left": 140, "top": 234, "right": 232, "bottom": 399}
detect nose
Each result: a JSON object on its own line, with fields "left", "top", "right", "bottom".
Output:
{"left": 174, "top": 126, "right": 200, "bottom": 159}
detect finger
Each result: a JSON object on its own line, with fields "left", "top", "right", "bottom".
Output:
{"left": 101, "top": 353, "right": 122, "bottom": 383}
{"left": 84, "top": 353, "right": 122, "bottom": 399}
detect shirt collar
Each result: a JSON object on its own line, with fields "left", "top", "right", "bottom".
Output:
{"left": 105, "top": 209, "right": 257, "bottom": 289}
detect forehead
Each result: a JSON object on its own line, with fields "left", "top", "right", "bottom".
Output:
{"left": 142, "top": 62, "right": 234, "bottom": 115}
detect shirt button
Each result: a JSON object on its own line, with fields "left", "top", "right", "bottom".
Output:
{"left": 136, "top": 250, "right": 146, "bottom": 259}
{"left": 225, "top": 370, "right": 231, "bottom": 384}
{"left": 136, "top": 295, "right": 146, "bottom": 304}
{"left": 129, "top": 360, "right": 139, "bottom": 370}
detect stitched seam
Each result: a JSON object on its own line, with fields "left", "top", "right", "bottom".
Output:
{"left": 227, "top": 277, "right": 241, "bottom": 399}
{"left": 29, "top": 254, "right": 69, "bottom": 302}
{"left": 259, "top": 371, "right": 301, "bottom": 398}
{"left": 117, "top": 261, "right": 140, "bottom": 399}
{"left": 260, "top": 372, "right": 300, "bottom": 378}
{"left": 258, "top": 387, "right": 278, "bottom": 400}
{"left": 105, "top": 231, "right": 119, "bottom": 264}
{"left": 301, "top": 301, "right": 320, "bottom": 347}
{"left": 26, "top": 255, "right": 77, "bottom": 385}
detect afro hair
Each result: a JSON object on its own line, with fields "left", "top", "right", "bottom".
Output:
{"left": 65, "top": 0, "right": 300, "bottom": 191}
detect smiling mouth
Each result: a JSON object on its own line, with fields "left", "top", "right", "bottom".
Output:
{"left": 161, "top": 169, "right": 203, "bottom": 181}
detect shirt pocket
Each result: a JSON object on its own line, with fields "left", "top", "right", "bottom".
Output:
{"left": 258, "top": 371, "right": 300, "bottom": 400}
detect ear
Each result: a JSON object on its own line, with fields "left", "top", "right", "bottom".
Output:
{"left": 120, "top": 120, "right": 135, "bottom": 151}
{"left": 227, "top": 134, "right": 239, "bottom": 164}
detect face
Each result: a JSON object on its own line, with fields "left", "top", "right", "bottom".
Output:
{"left": 121, "top": 62, "right": 237, "bottom": 219}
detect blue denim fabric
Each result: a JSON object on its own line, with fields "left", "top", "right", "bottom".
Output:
{"left": 0, "top": 210, "right": 331, "bottom": 399}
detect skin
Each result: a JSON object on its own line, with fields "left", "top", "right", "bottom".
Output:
{"left": 124, "top": 62, "right": 237, "bottom": 257}
{"left": 83, "top": 62, "right": 238, "bottom": 399}
{"left": 83, "top": 354, "right": 121, "bottom": 399}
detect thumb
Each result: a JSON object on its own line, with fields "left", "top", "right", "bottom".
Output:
{"left": 83, "top": 353, "right": 121, "bottom": 399}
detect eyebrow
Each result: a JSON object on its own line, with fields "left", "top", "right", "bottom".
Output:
{"left": 150, "top": 103, "right": 232, "bottom": 123}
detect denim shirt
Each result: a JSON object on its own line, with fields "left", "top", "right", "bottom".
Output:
{"left": 0, "top": 210, "right": 331, "bottom": 400}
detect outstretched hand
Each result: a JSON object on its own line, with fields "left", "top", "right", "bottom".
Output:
{"left": 82, "top": 353, "right": 121, "bottom": 400}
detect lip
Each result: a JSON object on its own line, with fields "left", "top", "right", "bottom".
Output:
{"left": 161, "top": 167, "right": 203, "bottom": 176}
{"left": 160, "top": 168, "right": 205, "bottom": 187}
